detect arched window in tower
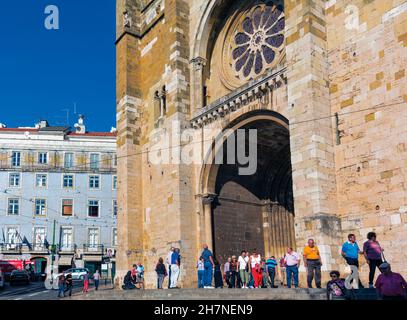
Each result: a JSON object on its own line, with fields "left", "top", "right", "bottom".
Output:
{"left": 154, "top": 90, "right": 161, "bottom": 121}
{"left": 161, "top": 86, "right": 167, "bottom": 117}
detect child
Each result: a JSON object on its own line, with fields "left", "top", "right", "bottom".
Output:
{"left": 136, "top": 262, "right": 145, "bottom": 289}
{"left": 266, "top": 256, "right": 278, "bottom": 288}
{"left": 197, "top": 256, "right": 205, "bottom": 288}
{"left": 155, "top": 257, "right": 167, "bottom": 289}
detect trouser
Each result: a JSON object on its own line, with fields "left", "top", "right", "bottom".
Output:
{"left": 167, "top": 265, "right": 172, "bottom": 289}
{"left": 280, "top": 267, "right": 286, "bottom": 285}
{"left": 268, "top": 268, "right": 276, "bottom": 287}
{"left": 94, "top": 280, "right": 99, "bottom": 290}
{"left": 58, "top": 285, "right": 65, "bottom": 297}
{"left": 368, "top": 259, "right": 383, "bottom": 285}
{"left": 239, "top": 269, "right": 249, "bottom": 286}
{"left": 225, "top": 271, "right": 231, "bottom": 286}
{"left": 157, "top": 274, "right": 165, "bottom": 289}
{"left": 65, "top": 285, "right": 73, "bottom": 296}
{"left": 248, "top": 272, "right": 254, "bottom": 287}
{"left": 83, "top": 280, "right": 89, "bottom": 292}
{"left": 253, "top": 270, "right": 263, "bottom": 288}
{"left": 203, "top": 262, "right": 213, "bottom": 287}
{"left": 345, "top": 258, "right": 363, "bottom": 289}
{"left": 229, "top": 271, "right": 237, "bottom": 288}
{"left": 306, "top": 259, "right": 322, "bottom": 288}
{"left": 197, "top": 270, "right": 204, "bottom": 288}
{"left": 286, "top": 265, "right": 299, "bottom": 288}
{"left": 170, "top": 264, "right": 179, "bottom": 288}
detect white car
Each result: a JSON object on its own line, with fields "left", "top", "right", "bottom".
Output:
{"left": 0, "top": 269, "right": 4, "bottom": 289}
{"left": 63, "top": 268, "right": 89, "bottom": 280}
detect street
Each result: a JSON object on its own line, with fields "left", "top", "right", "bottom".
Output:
{"left": 0, "top": 279, "right": 111, "bottom": 300}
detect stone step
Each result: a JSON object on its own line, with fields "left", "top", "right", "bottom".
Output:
{"left": 74, "top": 288, "right": 328, "bottom": 300}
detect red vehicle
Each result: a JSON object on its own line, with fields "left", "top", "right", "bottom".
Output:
{"left": 0, "top": 260, "right": 33, "bottom": 280}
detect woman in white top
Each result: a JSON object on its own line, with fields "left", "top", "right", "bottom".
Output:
{"left": 238, "top": 251, "right": 250, "bottom": 288}
{"left": 250, "top": 249, "right": 262, "bottom": 288}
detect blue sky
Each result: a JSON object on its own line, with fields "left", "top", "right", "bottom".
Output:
{"left": 0, "top": 0, "right": 116, "bottom": 132}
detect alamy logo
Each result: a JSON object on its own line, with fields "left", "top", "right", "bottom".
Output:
{"left": 44, "top": 5, "right": 60, "bottom": 30}
{"left": 344, "top": 5, "right": 360, "bottom": 31}
{"left": 147, "top": 121, "right": 258, "bottom": 176}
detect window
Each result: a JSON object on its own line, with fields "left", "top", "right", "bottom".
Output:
{"left": 63, "top": 174, "right": 74, "bottom": 188}
{"left": 89, "top": 175, "right": 100, "bottom": 189}
{"left": 33, "top": 227, "right": 46, "bottom": 250}
{"left": 113, "top": 200, "right": 118, "bottom": 217}
{"left": 34, "top": 199, "right": 47, "bottom": 216}
{"left": 61, "top": 227, "right": 73, "bottom": 251}
{"left": 88, "top": 228, "right": 99, "bottom": 249}
{"left": 11, "top": 151, "right": 21, "bottom": 167}
{"left": 112, "top": 176, "right": 117, "bottom": 190}
{"left": 8, "top": 198, "right": 19, "bottom": 215}
{"left": 64, "top": 153, "right": 74, "bottom": 168}
{"left": 6, "top": 227, "right": 19, "bottom": 244}
{"left": 112, "top": 228, "right": 117, "bottom": 246}
{"left": 35, "top": 174, "right": 47, "bottom": 188}
{"left": 9, "top": 173, "right": 21, "bottom": 187}
{"left": 62, "top": 199, "right": 73, "bottom": 217}
{"left": 113, "top": 154, "right": 118, "bottom": 167}
{"left": 38, "top": 152, "right": 48, "bottom": 164}
{"left": 88, "top": 200, "right": 99, "bottom": 217}
{"left": 90, "top": 153, "right": 100, "bottom": 170}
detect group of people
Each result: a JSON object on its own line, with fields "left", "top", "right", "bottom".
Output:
{"left": 57, "top": 270, "right": 101, "bottom": 298}
{"left": 122, "top": 262, "right": 145, "bottom": 290}
{"left": 120, "top": 232, "right": 406, "bottom": 300}
{"left": 196, "top": 244, "right": 302, "bottom": 290}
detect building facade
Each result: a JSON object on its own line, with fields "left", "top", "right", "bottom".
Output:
{"left": 0, "top": 117, "right": 117, "bottom": 277}
{"left": 116, "top": 0, "right": 407, "bottom": 288}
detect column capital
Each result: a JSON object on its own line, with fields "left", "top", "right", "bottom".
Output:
{"left": 201, "top": 193, "right": 217, "bottom": 205}
{"left": 190, "top": 56, "right": 207, "bottom": 70}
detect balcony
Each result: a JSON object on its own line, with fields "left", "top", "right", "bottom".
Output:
{"left": 0, "top": 243, "right": 22, "bottom": 254}
{"left": 30, "top": 244, "right": 49, "bottom": 254}
{"left": 83, "top": 244, "right": 104, "bottom": 255}
{"left": 58, "top": 244, "right": 77, "bottom": 254}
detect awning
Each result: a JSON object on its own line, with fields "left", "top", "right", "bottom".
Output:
{"left": 58, "top": 256, "right": 73, "bottom": 266}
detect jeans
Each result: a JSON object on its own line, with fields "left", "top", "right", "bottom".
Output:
{"left": 368, "top": 259, "right": 382, "bottom": 285}
{"left": 229, "top": 271, "right": 237, "bottom": 288}
{"left": 197, "top": 270, "right": 204, "bottom": 288}
{"left": 157, "top": 274, "right": 165, "bottom": 289}
{"left": 203, "top": 262, "right": 213, "bottom": 287}
{"left": 268, "top": 268, "right": 276, "bottom": 287}
{"left": 306, "top": 260, "right": 322, "bottom": 288}
{"left": 239, "top": 269, "right": 249, "bottom": 286}
{"left": 286, "top": 265, "right": 299, "bottom": 288}
{"left": 65, "top": 285, "right": 73, "bottom": 296}
{"left": 94, "top": 280, "right": 100, "bottom": 290}
{"left": 58, "top": 285, "right": 65, "bottom": 297}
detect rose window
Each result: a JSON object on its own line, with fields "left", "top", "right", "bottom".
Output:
{"left": 232, "top": 5, "right": 285, "bottom": 80}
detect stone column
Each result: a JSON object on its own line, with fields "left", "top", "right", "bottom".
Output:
{"left": 262, "top": 200, "right": 272, "bottom": 258}
{"left": 191, "top": 57, "right": 206, "bottom": 110}
{"left": 202, "top": 193, "right": 217, "bottom": 252}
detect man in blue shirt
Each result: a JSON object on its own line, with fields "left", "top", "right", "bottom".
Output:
{"left": 265, "top": 256, "right": 278, "bottom": 288}
{"left": 341, "top": 234, "right": 364, "bottom": 289}
{"left": 201, "top": 244, "right": 215, "bottom": 289}
{"left": 170, "top": 248, "right": 180, "bottom": 289}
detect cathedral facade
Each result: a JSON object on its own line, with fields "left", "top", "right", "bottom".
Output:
{"left": 116, "top": 0, "right": 407, "bottom": 288}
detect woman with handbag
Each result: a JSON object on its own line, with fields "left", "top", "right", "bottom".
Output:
{"left": 363, "top": 232, "right": 385, "bottom": 288}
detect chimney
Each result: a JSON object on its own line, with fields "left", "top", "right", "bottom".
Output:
{"left": 74, "top": 114, "right": 86, "bottom": 134}
{"left": 36, "top": 120, "right": 49, "bottom": 129}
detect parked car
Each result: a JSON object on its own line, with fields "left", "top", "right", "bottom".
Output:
{"left": 63, "top": 268, "right": 89, "bottom": 280}
{"left": 9, "top": 270, "right": 30, "bottom": 285}
{"left": 0, "top": 269, "right": 4, "bottom": 289}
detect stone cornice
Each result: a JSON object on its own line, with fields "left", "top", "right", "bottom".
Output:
{"left": 190, "top": 67, "right": 287, "bottom": 128}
